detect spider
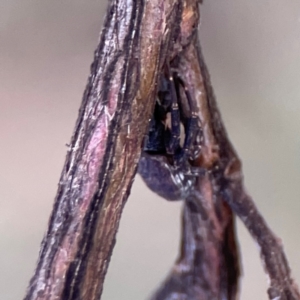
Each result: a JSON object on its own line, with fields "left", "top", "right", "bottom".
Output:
{"left": 138, "top": 67, "right": 203, "bottom": 201}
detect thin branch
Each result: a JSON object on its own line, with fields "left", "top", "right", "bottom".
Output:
{"left": 146, "top": 2, "right": 300, "bottom": 299}
{"left": 150, "top": 176, "right": 240, "bottom": 300}
{"left": 24, "top": 0, "right": 183, "bottom": 299}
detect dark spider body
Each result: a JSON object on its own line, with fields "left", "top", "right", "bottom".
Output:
{"left": 138, "top": 68, "right": 203, "bottom": 201}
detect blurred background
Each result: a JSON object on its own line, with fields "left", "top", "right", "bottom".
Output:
{"left": 1, "top": 0, "right": 300, "bottom": 299}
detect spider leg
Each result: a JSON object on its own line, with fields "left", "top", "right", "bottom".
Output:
{"left": 143, "top": 73, "right": 173, "bottom": 154}
{"left": 164, "top": 73, "right": 181, "bottom": 156}
{"left": 175, "top": 75, "right": 202, "bottom": 161}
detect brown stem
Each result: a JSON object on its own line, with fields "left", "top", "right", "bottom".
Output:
{"left": 150, "top": 2, "right": 300, "bottom": 299}
{"left": 24, "top": 0, "right": 184, "bottom": 299}
{"left": 223, "top": 181, "right": 300, "bottom": 300}
{"left": 150, "top": 176, "right": 240, "bottom": 300}
{"left": 195, "top": 18, "right": 300, "bottom": 299}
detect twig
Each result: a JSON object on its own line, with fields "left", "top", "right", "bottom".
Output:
{"left": 150, "top": 177, "right": 240, "bottom": 300}
{"left": 147, "top": 10, "right": 300, "bottom": 297}
{"left": 24, "top": 0, "right": 183, "bottom": 299}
